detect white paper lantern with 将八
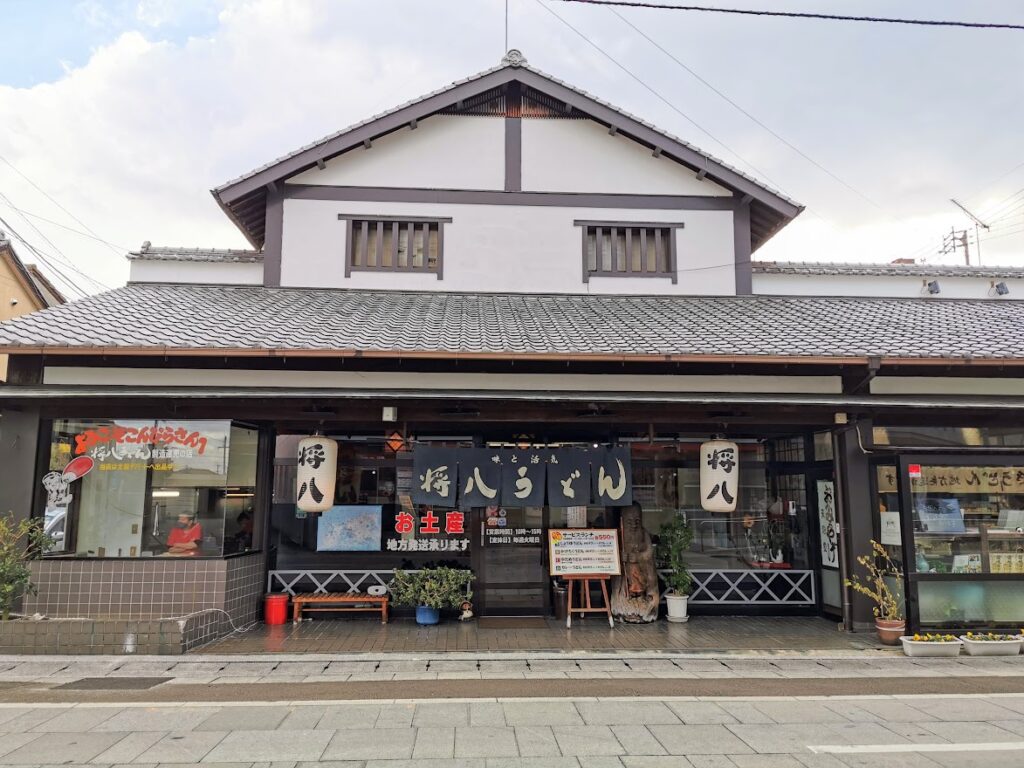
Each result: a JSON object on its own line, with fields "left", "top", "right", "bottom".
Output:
{"left": 296, "top": 436, "right": 338, "bottom": 514}
{"left": 700, "top": 439, "right": 739, "bottom": 513}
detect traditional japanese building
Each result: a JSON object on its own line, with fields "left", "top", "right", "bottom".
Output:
{"left": 2, "top": 51, "right": 1024, "bottom": 652}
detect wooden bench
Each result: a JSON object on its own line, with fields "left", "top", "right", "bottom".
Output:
{"left": 291, "top": 593, "right": 389, "bottom": 624}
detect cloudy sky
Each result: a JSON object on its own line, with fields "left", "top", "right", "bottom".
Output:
{"left": 1, "top": 0, "right": 1023, "bottom": 297}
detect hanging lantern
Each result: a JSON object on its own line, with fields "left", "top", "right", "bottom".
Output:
{"left": 700, "top": 439, "right": 738, "bottom": 513}
{"left": 296, "top": 436, "right": 338, "bottom": 514}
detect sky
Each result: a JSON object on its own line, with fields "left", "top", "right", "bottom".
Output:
{"left": 1, "top": 0, "right": 1023, "bottom": 297}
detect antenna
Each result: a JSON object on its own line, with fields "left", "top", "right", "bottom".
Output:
{"left": 950, "top": 199, "right": 991, "bottom": 265}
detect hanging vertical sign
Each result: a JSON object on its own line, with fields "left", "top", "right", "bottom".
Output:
{"left": 458, "top": 449, "right": 502, "bottom": 508}
{"left": 817, "top": 479, "right": 839, "bottom": 568}
{"left": 296, "top": 437, "right": 338, "bottom": 514}
{"left": 500, "top": 450, "right": 546, "bottom": 506}
{"left": 700, "top": 440, "right": 738, "bottom": 513}
{"left": 547, "top": 449, "right": 592, "bottom": 506}
{"left": 411, "top": 446, "right": 459, "bottom": 506}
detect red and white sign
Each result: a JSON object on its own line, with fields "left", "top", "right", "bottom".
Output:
{"left": 908, "top": 463, "right": 922, "bottom": 479}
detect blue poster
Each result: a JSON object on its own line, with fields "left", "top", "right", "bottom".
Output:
{"left": 315, "top": 505, "right": 383, "bottom": 551}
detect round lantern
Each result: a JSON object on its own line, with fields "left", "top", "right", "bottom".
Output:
{"left": 699, "top": 439, "right": 739, "bottom": 513}
{"left": 296, "top": 436, "right": 338, "bottom": 514}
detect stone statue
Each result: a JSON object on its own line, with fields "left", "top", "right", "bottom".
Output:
{"left": 610, "top": 503, "right": 660, "bottom": 623}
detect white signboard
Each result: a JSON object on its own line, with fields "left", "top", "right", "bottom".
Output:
{"left": 879, "top": 511, "right": 903, "bottom": 547}
{"left": 817, "top": 479, "right": 839, "bottom": 569}
{"left": 566, "top": 506, "right": 588, "bottom": 528}
{"left": 700, "top": 440, "right": 738, "bottom": 513}
{"left": 548, "top": 529, "right": 621, "bottom": 576}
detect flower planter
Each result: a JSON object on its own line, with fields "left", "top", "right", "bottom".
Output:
{"left": 875, "top": 619, "right": 905, "bottom": 646}
{"left": 900, "top": 636, "right": 962, "bottom": 657}
{"left": 415, "top": 605, "right": 440, "bottom": 625}
{"left": 665, "top": 594, "right": 689, "bottom": 623}
{"left": 960, "top": 635, "right": 1023, "bottom": 656}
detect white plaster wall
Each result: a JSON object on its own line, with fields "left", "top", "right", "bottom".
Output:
{"left": 44, "top": 367, "right": 843, "bottom": 394}
{"left": 286, "top": 116, "right": 504, "bottom": 190}
{"left": 522, "top": 119, "right": 731, "bottom": 196}
{"left": 871, "top": 377, "right": 1024, "bottom": 397}
{"left": 753, "top": 272, "right": 1024, "bottom": 300}
{"left": 129, "top": 259, "right": 263, "bottom": 285}
{"left": 279, "top": 198, "right": 736, "bottom": 295}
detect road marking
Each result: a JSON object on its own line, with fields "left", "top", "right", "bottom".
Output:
{"left": 810, "top": 742, "right": 1024, "bottom": 754}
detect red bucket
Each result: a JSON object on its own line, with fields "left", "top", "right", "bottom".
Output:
{"left": 264, "top": 593, "right": 290, "bottom": 625}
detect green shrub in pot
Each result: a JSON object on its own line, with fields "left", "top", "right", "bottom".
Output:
{"left": 389, "top": 567, "right": 474, "bottom": 611}
{"left": 657, "top": 516, "right": 694, "bottom": 622}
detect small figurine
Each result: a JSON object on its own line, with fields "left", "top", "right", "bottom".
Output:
{"left": 459, "top": 600, "right": 474, "bottom": 622}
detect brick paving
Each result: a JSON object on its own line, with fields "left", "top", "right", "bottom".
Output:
{"left": 0, "top": 693, "right": 1023, "bottom": 766}
{"left": 198, "top": 616, "right": 868, "bottom": 654}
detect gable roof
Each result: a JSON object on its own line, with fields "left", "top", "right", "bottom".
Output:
{"left": 1, "top": 282, "right": 1022, "bottom": 366}
{"left": 213, "top": 53, "right": 803, "bottom": 252}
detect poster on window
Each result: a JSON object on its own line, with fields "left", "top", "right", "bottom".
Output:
{"left": 817, "top": 480, "right": 839, "bottom": 569}
{"left": 315, "top": 505, "right": 382, "bottom": 551}
{"left": 879, "top": 511, "right": 902, "bottom": 546}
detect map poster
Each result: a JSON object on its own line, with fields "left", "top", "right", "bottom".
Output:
{"left": 548, "top": 529, "right": 621, "bottom": 576}
{"left": 316, "top": 505, "right": 383, "bottom": 552}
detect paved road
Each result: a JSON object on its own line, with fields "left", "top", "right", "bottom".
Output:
{"left": 1, "top": 692, "right": 1023, "bottom": 767}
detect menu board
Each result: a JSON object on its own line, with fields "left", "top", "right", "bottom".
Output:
{"left": 548, "top": 529, "right": 621, "bottom": 576}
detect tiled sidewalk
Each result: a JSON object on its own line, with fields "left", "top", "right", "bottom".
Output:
{"left": 0, "top": 693, "right": 1023, "bottom": 766}
{"left": 2, "top": 653, "right": 1023, "bottom": 686}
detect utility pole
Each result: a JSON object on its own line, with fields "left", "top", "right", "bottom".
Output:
{"left": 950, "top": 199, "right": 991, "bottom": 265}
{"left": 941, "top": 227, "right": 970, "bottom": 265}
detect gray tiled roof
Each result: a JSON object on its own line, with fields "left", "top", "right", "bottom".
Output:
{"left": 1, "top": 284, "right": 1023, "bottom": 362}
{"left": 127, "top": 246, "right": 263, "bottom": 263}
{"left": 754, "top": 261, "right": 1024, "bottom": 279}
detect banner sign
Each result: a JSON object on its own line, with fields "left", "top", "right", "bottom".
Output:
{"left": 486, "top": 526, "right": 543, "bottom": 546}
{"left": 816, "top": 480, "right": 839, "bottom": 569}
{"left": 500, "top": 452, "right": 546, "bottom": 506}
{"left": 878, "top": 465, "right": 1024, "bottom": 495}
{"left": 591, "top": 447, "right": 632, "bottom": 506}
{"left": 411, "top": 447, "right": 459, "bottom": 506}
{"left": 409, "top": 447, "right": 634, "bottom": 507}
{"left": 548, "top": 529, "right": 621, "bottom": 576}
{"left": 546, "top": 449, "right": 592, "bottom": 506}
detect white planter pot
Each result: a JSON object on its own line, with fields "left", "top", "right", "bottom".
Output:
{"left": 665, "top": 594, "right": 689, "bottom": 623}
{"left": 900, "top": 636, "right": 962, "bottom": 657}
{"left": 960, "top": 636, "right": 1023, "bottom": 656}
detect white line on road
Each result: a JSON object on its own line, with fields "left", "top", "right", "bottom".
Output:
{"left": 810, "top": 742, "right": 1024, "bottom": 754}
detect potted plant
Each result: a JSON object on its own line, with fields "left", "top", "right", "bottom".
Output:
{"left": 845, "top": 540, "right": 905, "bottom": 645}
{"left": 389, "top": 567, "right": 474, "bottom": 625}
{"left": 657, "top": 516, "right": 694, "bottom": 623}
{"left": 959, "top": 631, "right": 1024, "bottom": 657}
{"left": 900, "top": 632, "right": 963, "bottom": 657}
{"left": 0, "top": 516, "right": 51, "bottom": 622}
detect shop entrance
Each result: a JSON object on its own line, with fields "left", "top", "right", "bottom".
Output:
{"left": 471, "top": 506, "right": 549, "bottom": 616}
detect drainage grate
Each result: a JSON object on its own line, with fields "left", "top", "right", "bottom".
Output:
{"left": 55, "top": 677, "right": 172, "bottom": 691}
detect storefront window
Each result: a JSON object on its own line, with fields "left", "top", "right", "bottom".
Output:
{"left": 41, "top": 419, "right": 257, "bottom": 558}
{"left": 918, "top": 580, "right": 1024, "bottom": 626}
{"left": 874, "top": 425, "right": 1024, "bottom": 449}
{"left": 908, "top": 464, "right": 1024, "bottom": 576}
{"left": 632, "top": 442, "right": 811, "bottom": 571}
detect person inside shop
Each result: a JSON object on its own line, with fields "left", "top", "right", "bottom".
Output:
{"left": 166, "top": 512, "right": 203, "bottom": 556}
{"left": 226, "top": 510, "right": 254, "bottom": 553}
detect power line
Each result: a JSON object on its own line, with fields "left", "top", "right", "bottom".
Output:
{"left": 0, "top": 192, "right": 109, "bottom": 293}
{"left": 0, "top": 195, "right": 109, "bottom": 293}
{"left": 553, "top": 0, "right": 1024, "bottom": 31}
{"left": 0, "top": 213, "right": 97, "bottom": 299}
{"left": 0, "top": 153, "right": 122, "bottom": 258}
{"left": 606, "top": 6, "right": 883, "bottom": 212}
{"left": 0, "top": 201, "right": 130, "bottom": 251}
{"left": 533, "top": 0, "right": 794, "bottom": 202}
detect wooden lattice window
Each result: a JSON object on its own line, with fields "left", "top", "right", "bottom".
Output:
{"left": 576, "top": 220, "right": 683, "bottom": 283}
{"left": 340, "top": 215, "right": 451, "bottom": 279}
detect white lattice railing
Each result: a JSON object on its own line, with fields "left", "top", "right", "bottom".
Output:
{"left": 268, "top": 569, "right": 407, "bottom": 596}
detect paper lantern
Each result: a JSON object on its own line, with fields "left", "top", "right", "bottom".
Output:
{"left": 296, "top": 436, "right": 338, "bottom": 514}
{"left": 700, "top": 440, "right": 738, "bottom": 513}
